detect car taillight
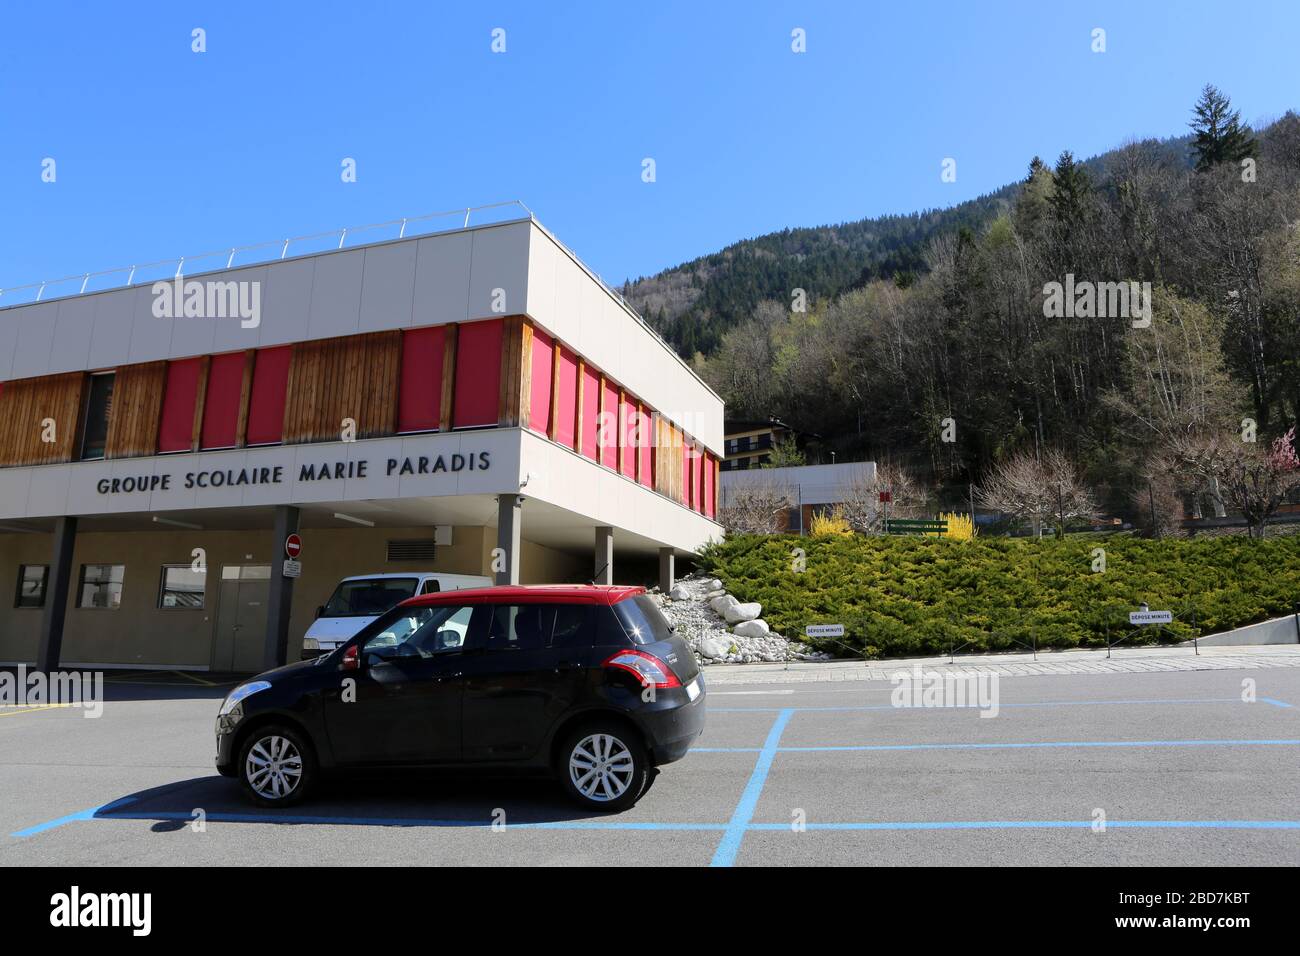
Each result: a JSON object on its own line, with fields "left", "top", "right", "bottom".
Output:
{"left": 341, "top": 645, "right": 359, "bottom": 671}
{"left": 603, "top": 648, "right": 681, "bottom": 688}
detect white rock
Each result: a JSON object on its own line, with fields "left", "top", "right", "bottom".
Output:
{"left": 668, "top": 584, "right": 690, "bottom": 601}
{"left": 696, "top": 636, "right": 731, "bottom": 660}
{"left": 704, "top": 578, "right": 723, "bottom": 591}
{"left": 724, "top": 601, "right": 762, "bottom": 624}
{"left": 732, "top": 619, "right": 770, "bottom": 639}
{"left": 709, "top": 594, "right": 739, "bottom": 617}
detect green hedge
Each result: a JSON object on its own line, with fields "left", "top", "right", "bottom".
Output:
{"left": 695, "top": 534, "right": 1300, "bottom": 658}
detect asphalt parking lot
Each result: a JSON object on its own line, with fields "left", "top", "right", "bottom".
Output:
{"left": 2, "top": 665, "right": 1298, "bottom": 866}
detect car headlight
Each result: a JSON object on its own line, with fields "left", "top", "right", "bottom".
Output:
{"left": 303, "top": 637, "right": 319, "bottom": 650}
{"left": 219, "top": 680, "right": 271, "bottom": 717}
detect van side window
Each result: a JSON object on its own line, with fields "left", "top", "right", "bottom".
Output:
{"left": 486, "top": 604, "right": 549, "bottom": 651}
{"left": 420, "top": 580, "right": 440, "bottom": 595}
{"left": 550, "top": 605, "right": 593, "bottom": 649}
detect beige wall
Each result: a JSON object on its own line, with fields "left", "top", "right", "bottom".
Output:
{"left": 0, "top": 524, "right": 587, "bottom": 669}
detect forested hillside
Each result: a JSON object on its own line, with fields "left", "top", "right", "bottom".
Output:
{"left": 629, "top": 88, "right": 1300, "bottom": 527}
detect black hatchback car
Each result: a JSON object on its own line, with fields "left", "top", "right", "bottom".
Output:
{"left": 216, "top": 585, "right": 705, "bottom": 811}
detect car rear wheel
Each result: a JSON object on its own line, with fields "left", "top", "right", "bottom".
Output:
{"left": 237, "top": 724, "right": 316, "bottom": 807}
{"left": 559, "top": 724, "right": 649, "bottom": 812}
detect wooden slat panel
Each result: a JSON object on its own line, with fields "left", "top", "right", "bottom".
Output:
{"left": 0, "top": 372, "right": 87, "bottom": 466}
{"left": 496, "top": 316, "right": 526, "bottom": 427}
{"left": 280, "top": 331, "right": 402, "bottom": 445}
{"left": 439, "top": 324, "right": 457, "bottom": 432}
{"left": 190, "top": 357, "right": 211, "bottom": 452}
{"left": 234, "top": 350, "right": 255, "bottom": 448}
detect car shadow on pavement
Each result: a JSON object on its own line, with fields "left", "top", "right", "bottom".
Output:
{"left": 96, "top": 772, "right": 636, "bottom": 829}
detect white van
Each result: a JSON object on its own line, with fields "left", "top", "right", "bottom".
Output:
{"left": 301, "top": 572, "right": 493, "bottom": 657}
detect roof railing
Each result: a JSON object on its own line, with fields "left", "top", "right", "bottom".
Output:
{"left": 0, "top": 198, "right": 691, "bottom": 388}
{"left": 0, "top": 200, "right": 533, "bottom": 309}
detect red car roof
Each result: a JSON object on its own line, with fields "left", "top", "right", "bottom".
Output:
{"left": 400, "top": 584, "right": 646, "bottom": 608}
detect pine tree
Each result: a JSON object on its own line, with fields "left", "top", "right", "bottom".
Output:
{"left": 1189, "top": 84, "right": 1256, "bottom": 171}
{"left": 1048, "top": 150, "right": 1092, "bottom": 225}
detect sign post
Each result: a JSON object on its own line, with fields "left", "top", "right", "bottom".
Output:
{"left": 283, "top": 533, "right": 302, "bottom": 578}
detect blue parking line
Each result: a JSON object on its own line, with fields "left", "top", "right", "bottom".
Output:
{"left": 781, "top": 738, "right": 1300, "bottom": 753}
{"left": 1261, "top": 698, "right": 1293, "bottom": 708}
{"left": 710, "top": 708, "right": 793, "bottom": 868}
{"left": 10, "top": 796, "right": 138, "bottom": 838}
{"left": 745, "top": 820, "right": 1300, "bottom": 831}
{"left": 715, "top": 697, "right": 1260, "bottom": 714}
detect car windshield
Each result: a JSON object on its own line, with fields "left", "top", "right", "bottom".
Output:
{"left": 612, "top": 595, "right": 674, "bottom": 645}
{"left": 322, "top": 578, "right": 419, "bottom": 617}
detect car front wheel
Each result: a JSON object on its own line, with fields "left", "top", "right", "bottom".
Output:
{"left": 237, "top": 724, "right": 316, "bottom": 807}
{"left": 559, "top": 724, "right": 649, "bottom": 812}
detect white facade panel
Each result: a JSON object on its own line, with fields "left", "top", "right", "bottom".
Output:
{"left": 306, "top": 248, "right": 364, "bottom": 340}
{"left": 254, "top": 256, "right": 315, "bottom": 349}
{"left": 467, "top": 223, "right": 530, "bottom": 321}
{"left": 10, "top": 301, "right": 58, "bottom": 380}
{"left": 48, "top": 296, "right": 97, "bottom": 376}
{"left": 358, "top": 243, "right": 418, "bottom": 332}
{"left": 411, "top": 230, "right": 472, "bottom": 326}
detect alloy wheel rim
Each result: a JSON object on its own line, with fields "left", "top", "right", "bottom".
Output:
{"left": 569, "top": 733, "right": 634, "bottom": 801}
{"left": 245, "top": 735, "right": 303, "bottom": 799}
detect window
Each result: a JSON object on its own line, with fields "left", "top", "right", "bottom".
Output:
{"left": 361, "top": 604, "right": 474, "bottom": 662}
{"left": 485, "top": 604, "right": 549, "bottom": 651}
{"left": 77, "top": 564, "right": 124, "bottom": 609}
{"left": 159, "top": 565, "right": 206, "bottom": 609}
{"left": 419, "top": 579, "right": 441, "bottom": 595}
{"left": 80, "top": 372, "right": 115, "bottom": 460}
{"left": 550, "top": 605, "right": 593, "bottom": 649}
{"left": 14, "top": 564, "right": 48, "bottom": 609}
{"left": 610, "top": 595, "right": 674, "bottom": 645}
{"left": 322, "top": 577, "right": 419, "bottom": 617}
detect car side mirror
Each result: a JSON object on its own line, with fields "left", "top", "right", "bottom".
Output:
{"left": 315, "top": 605, "right": 325, "bottom": 619}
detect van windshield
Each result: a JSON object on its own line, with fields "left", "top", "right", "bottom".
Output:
{"left": 322, "top": 578, "right": 419, "bottom": 617}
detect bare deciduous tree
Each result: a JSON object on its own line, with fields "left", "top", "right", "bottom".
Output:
{"left": 718, "top": 481, "right": 794, "bottom": 535}
{"left": 837, "top": 462, "right": 929, "bottom": 533}
{"left": 977, "top": 449, "right": 1098, "bottom": 537}
{"left": 1170, "top": 427, "right": 1300, "bottom": 538}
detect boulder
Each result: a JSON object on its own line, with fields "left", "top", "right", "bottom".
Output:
{"left": 696, "top": 636, "right": 731, "bottom": 660}
{"left": 732, "top": 619, "right": 770, "bottom": 639}
{"left": 668, "top": 584, "right": 690, "bottom": 601}
{"left": 724, "top": 601, "right": 762, "bottom": 624}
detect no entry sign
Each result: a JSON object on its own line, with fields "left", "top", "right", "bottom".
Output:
{"left": 284, "top": 533, "right": 302, "bottom": 559}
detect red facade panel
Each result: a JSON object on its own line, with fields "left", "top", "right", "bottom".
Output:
{"left": 246, "top": 346, "right": 291, "bottom": 446}
{"left": 398, "top": 326, "right": 445, "bottom": 433}
{"left": 599, "top": 379, "right": 619, "bottom": 468}
{"left": 528, "top": 327, "right": 554, "bottom": 434}
{"left": 555, "top": 345, "right": 578, "bottom": 449}
{"left": 580, "top": 364, "right": 599, "bottom": 460}
{"left": 200, "top": 352, "right": 245, "bottom": 449}
{"left": 453, "top": 319, "right": 503, "bottom": 428}
{"left": 703, "top": 453, "right": 716, "bottom": 518}
{"left": 157, "top": 358, "right": 203, "bottom": 452}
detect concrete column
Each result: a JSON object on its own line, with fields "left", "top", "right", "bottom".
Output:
{"left": 594, "top": 526, "right": 614, "bottom": 584}
{"left": 36, "top": 516, "right": 78, "bottom": 673}
{"left": 263, "top": 505, "right": 300, "bottom": 671}
{"left": 496, "top": 494, "right": 522, "bottom": 585}
{"left": 658, "top": 547, "right": 675, "bottom": 593}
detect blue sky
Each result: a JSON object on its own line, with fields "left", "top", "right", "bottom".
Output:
{"left": 1, "top": 0, "right": 1296, "bottom": 296}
